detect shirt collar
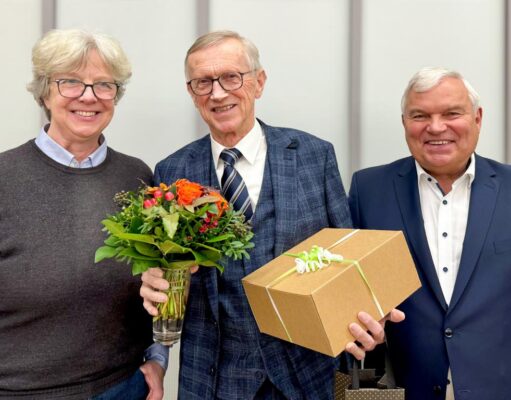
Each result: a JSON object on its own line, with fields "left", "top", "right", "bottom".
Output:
{"left": 34, "top": 125, "right": 108, "bottom": 168}
{"left": 211, "top": 119, "right": 264, "bottom": 168}
{"left": 415, "top": 153, "right": 476, "bottom": 187}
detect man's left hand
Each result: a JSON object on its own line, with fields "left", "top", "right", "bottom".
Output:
{"left": 345, "top": 308, "right": 405, "bottom": 360}
{"left": 140, "top": 361, "right": 165, "bottom": 400}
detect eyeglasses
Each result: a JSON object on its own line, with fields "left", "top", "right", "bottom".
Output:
{"left": 187, "top": 71, "right": 254, "bottom": 96}
{"left": 52, "top": 79, "right": 120, "bottom": 100}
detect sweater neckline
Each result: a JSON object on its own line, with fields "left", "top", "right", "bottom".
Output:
{"left": 29, "top": 139, "right": 112, "bottom": 175}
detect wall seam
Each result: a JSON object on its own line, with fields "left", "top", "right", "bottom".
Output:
{"left": 348, "top": 0, "right": 362, "bottom": 179}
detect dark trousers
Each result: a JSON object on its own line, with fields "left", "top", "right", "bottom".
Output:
{"left": 90, "top": 369, "right": 148, "bottom": 400}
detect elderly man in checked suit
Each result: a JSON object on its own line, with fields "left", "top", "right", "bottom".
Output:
{"left": 140, "top": 31, "right": 404, "bottom": 400}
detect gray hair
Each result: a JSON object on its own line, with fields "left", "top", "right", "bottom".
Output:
{"left": 184, "top": 30, "right": 262, "bottom": 79}
{"left": 27, "top": 29, "right": 132, "bottom": 120}
{"left": 401, "top": 67, "right": 480, "bottom": 113}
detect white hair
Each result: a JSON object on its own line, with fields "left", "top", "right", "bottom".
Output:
{"left": 401, "top": 67, "right": 480, "bottom": 113}
{"left": 184, "top": 30, "right": 262, "bottom": 80}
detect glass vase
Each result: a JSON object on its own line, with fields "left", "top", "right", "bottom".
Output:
{"left": 152, "top": 268, "right": 191, "bottom": 346}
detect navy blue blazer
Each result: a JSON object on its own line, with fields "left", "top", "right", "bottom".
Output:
{"left": 349, "top": 155, "right": 511, "bottom": 400}
{"left": 155, "top": 120, "right": 352, "bottom": 399}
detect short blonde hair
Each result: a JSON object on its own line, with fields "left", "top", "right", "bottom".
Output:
{"left": 185, "top": 30, "right": 262, "bottom": 79}
{"left": 27, "top": 29, "right": 132, "bottom": 120}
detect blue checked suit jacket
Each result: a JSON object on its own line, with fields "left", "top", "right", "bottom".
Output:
{"left": 154, "top": 120, "right": 352, "bottom": 399}
{"left": 349, "top": 155, "right": 511, "bottom": 400}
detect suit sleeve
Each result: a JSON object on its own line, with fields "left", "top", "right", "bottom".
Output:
{"left": 324, "top": 143, "right": 353, "bottom": 228}
{"left": 348, "top": 172, "right": 361, "bottom": 228}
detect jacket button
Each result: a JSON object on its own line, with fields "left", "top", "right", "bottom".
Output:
{"left": 433, "top": 385, "right": 442, "bottom": 394}
{"left": 255, "top": 371, "right": 264, "bottom": 380}
{"left": 210, "top": 366, "right": 216, "bottom": 376}
{"left": 444, "top": 328, "right": 453, "bottom": 338}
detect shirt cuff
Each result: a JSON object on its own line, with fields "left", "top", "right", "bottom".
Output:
{"left": 144, "top": 342, "right": 170, "bottom": 371}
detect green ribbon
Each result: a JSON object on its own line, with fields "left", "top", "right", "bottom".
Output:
{"left": 265, "top": 232, "right": 384, "bottom": 343}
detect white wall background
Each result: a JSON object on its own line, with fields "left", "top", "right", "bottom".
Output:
{"left": 360, "top": 0, "right": 505, "bottom": 168}
{"left": 0, "top": 0, "right": 41, "bottom": 150}
{"left": 0, "top": 1, "right": 506, "bottom": 399}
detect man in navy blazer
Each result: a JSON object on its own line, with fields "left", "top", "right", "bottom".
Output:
{"left": 350, "top": 67, "right": 511, "bottom": 400}
{"left": 140, "top": 31, "right": 403, "bottom": 399}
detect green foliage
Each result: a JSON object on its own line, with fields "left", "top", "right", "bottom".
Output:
{"left": 95, "top": 182, "right": 254, "bottom": 275}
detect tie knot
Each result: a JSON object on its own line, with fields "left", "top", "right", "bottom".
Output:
{"left": 220, "top": 148, "right": 242, "bottom": 166}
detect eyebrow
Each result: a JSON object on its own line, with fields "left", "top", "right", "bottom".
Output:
{"left": 406, "top": 105, "right": 466, "bottom": 115}
{"left": 55, "top": 72, "right": 115, "bottom": 81}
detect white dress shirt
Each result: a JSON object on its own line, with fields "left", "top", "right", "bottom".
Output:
{"left": 416, "top": 155, "right": 475, "bottom": 400}
{"left": 211, "top": 119, "right": 267, "bottom": 210}
{"left": 416, "top": 154, "right": 475, "bottom": 306}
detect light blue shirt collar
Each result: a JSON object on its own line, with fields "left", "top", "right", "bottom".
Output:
{"left": 34, "top": 125, "right": 108, "bottom": 168}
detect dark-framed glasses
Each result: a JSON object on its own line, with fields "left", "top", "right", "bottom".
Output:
{"left": 187, "top": 70, "right": 254, "bottom": 96}
{"left": 52, "top": 79, "right": 120, "bottom": 100}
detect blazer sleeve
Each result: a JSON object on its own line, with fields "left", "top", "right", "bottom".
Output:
{"left": 324, "top": 142, "right": 353, "bottom": 228}
{"left": 348, "top": 171, "right": 361, "bottom": 228}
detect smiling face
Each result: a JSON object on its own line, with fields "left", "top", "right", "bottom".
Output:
{"left": 186, "top": 38, "right": 266, "bottom": 147}
{"left": 43, "top": 49, "right": 115, "bottom": 154}
{"left": 402, "top": 77, "right": 482, "bottom": 184}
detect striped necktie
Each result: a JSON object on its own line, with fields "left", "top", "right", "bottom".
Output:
{"left": 220, "top": 148, "right": 253, "bottom": 221}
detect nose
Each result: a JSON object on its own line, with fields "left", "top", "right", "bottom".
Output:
{"left": 210, "top": 80, "right": 228, "bottom": 100}
{"left": 427, "top": 116, "right": 446, "bottom": 133}
{"left": 79, "top": 85, "right": 97, "bottom": 102}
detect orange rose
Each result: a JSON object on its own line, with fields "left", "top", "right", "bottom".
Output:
{"left": 175, "top": 179, "right": 203, "bottom": 205}
{"left": 209, "top": 191, "right": 229, "bottom": 216}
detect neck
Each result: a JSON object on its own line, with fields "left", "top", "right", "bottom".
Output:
{"left": 427, "top": 168, "right": 467, "bottom": 195}
{"left": 47, "top": 130, "right": 100, "bottom": 162}
{"left": 211, "top": 119, "right": 256, "bottom": 148}
{"left": 212, "top": 131, "right": 247, "bottom": 148}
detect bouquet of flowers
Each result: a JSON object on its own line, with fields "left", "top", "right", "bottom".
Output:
{"left": 95, "top": 179, "right": 254, "bottom": 344}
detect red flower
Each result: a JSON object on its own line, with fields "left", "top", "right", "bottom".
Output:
{"left": 165, "top": 191, "right": 174, "bottom": 201}
{"left": 143, "top": 199, "right": 153, "bottom": 209}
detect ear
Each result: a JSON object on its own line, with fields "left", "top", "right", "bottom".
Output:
{"left": 186, "top": 83, "right": 199, "bottom": 108}
{"left": 254, "top": 69, "right": 267, "bottom": 99}
{"left": 475, "top": 107, "right": 483, "bottom": 130}
{"left": 42, "top": 95, "right": 50, "bottom": 110}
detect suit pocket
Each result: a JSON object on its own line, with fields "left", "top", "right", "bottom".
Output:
{"left": 494, "top": 238, "right": 511, "bottom": 254}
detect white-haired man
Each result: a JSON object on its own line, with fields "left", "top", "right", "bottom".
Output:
{"left": 350, "top": 67, "right": 510, "bottom": 399}
{"left": 140, "top": 30, "right": 404, "bottom": 399}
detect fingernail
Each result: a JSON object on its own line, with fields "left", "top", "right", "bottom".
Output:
{"left": 359, "top": 312, "right": 370, "bottom": 324}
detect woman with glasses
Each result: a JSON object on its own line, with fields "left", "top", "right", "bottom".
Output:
{"left": 0, "top": 29, "right": 165, "bottom": 399}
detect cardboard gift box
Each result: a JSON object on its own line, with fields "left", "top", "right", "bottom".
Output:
{"left": 242, "top": 228, "right": 421, "bottom": 357}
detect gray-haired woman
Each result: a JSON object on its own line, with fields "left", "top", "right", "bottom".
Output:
{"left": 0, "top": 29, "right": 166, "bottom": 400}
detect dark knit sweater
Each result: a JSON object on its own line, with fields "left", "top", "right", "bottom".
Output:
{"left": 0, "top": 140, "right": 153, "bottom": 399}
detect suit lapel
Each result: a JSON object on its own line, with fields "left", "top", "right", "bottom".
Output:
{"left": 449, "top": 156, "right": 499, "bottom": 312}
{"left": 185, "top": 137, "right": 217, "bottom": 188}
{"left": 394, "top": 158, "right": 447, "bottom": 310}
{"left": 185, "top": 137, "right": 220, "bottom": 321}
{"left": 262, "top": 122, "right": 298, "bottom": 256}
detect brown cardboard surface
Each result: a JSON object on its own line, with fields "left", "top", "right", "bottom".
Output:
{"left": 242, "top": 228, "right": 421, "bottom": 357}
